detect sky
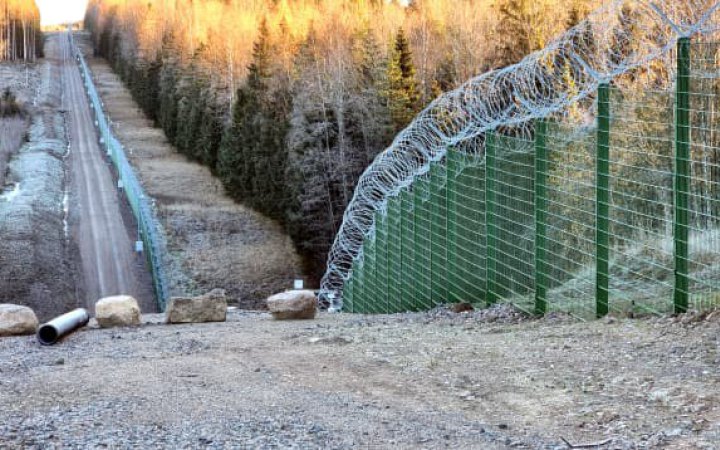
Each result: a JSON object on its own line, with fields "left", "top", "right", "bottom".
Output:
{"left": 36, "top": 0, "right": 89, "bottom": 26}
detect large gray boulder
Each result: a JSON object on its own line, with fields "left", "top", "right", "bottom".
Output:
{"left": 0, "top": 304, "right": 38, "bottom": 337}
{"left": 166, "top": 289, "right": 227, "bottom": 324}
{"left": 267, "top": 290, "right": 317, "bottom": 320}
{"left": 95, "top": 295, "right": 141, "bottom": 328}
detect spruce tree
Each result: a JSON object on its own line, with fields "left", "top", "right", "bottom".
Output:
{"left": 217, "top": 18, "right": 291, "bottom": 221}
{"left": 384, "top": 27, "right": 420, "bottom": 133}
{"left": 144, "top": 54, "right": 163, "bottom": 123}
{"left": 495, "top": 0, "right": 548, "bottom": 67}
{"left": 218, "top": 87, "right": 257, "bottom": 200}
{"left": 197, "top": 95, "right": 224, "bottom": 171}
{"left": 432, "top": 55, "right": 457, "bottom": 97}
{"left": 158, "top": 66, "right": 179, "bottom": 146}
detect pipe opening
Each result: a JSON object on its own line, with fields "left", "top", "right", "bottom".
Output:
{"left": 37, "top": 325, "right": 59, "bottom": 345}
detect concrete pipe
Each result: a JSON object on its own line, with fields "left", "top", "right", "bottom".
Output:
{"left": 37, "top": 308, "right": 90, "bottom": 345}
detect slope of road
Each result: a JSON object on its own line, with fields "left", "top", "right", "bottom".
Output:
{"left": 56, "top": 32, "right": 156, "bottom": 313}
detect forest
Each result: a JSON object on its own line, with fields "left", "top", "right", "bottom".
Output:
{"left": 83, "top": 0, "right": 593, "bottom": 281}
{"left": 0, "top": 0, "right": 42, "bottom": 61}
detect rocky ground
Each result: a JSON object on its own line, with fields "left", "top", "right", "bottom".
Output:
{"left": 0, "top": 305, "right": 718, "bottom": 449}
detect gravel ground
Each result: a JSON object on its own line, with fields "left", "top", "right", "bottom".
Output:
{"left": 0, "top": 306, "right": 719, "bottom": 449}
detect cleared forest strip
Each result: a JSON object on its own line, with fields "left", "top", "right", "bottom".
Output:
{"left": 76, "top": 34, "right": 304, "bottom": 308}
{"left": 65, "top": 32, "right": 156, "bottom": 312}
{"left": 0, "top": 38, "right": 81, "bottom": 321}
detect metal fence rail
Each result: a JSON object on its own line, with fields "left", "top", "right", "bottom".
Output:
{"left": 69, "top": 32, "right": 170, "bottom": 310}
{"left": 344, "top": 40, "right": 720, "bottom": 318}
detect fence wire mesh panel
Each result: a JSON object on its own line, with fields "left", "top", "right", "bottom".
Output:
{"left": 607, "top": 86, "right": 675, "bottom": 315}
{"left": 447, "top": 150, "right": 486, "bottom": 306}
{"left": 70, "top": 33, "right": 170, "bottom": 310}
{"left": 689, "top": 41, "right": 720, "bottom": 311}
{"left": 544, "top": 123, "right": 597, "bottom": 318}
{"left": 341, "top": 39, "right": 720, "bottom": 318}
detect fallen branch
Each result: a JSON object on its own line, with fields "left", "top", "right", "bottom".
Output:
{"left": 561, "top": 437, "right": 612, "bottom": 449}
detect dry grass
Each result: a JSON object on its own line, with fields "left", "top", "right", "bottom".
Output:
{"left": 80, "top": 35, "right": 304, "bottom": 308}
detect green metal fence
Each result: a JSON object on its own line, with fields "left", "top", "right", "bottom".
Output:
{"left": 343, "top": 40, "right": 720, "bottom": 318}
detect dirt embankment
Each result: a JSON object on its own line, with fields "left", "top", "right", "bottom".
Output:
{"left": 76, "top": 33, "right": 304, "bottom": 308}
{"left": 0, "top": 40, "right": 83, "bottom": 322}
{"left": 0, "top": 307, "right": 718, "bottom": 448}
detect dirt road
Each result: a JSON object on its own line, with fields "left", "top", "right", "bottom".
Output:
{"left": 54, "top": 32, "right": 155, "bottom": 312}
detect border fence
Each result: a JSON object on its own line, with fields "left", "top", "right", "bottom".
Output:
{"left": 68, "top": 31, "right": 170, "bottom": 310}
{"left": 343, "top": 39, "right": 720, "bottom": 318}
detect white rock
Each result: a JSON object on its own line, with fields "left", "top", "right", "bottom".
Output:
{"left": 0, "top": 304, "right": 38, "bottom": 337}
{"left": 267, "top": 290, "right": 317, "bottom": 320}
{"left": 166, "top": 289, "right": 227, "bottom": 324}
{"left": 95, "top": 295, "right": 141, "bottom": 328}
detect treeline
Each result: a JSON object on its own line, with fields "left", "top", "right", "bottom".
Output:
{"left": 0, "top": 0, "right": 42, "bottom": 61}
{"left": 84, "top": 0, "right": 589, "bottom": 281}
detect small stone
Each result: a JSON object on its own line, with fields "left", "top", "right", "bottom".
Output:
{"left": 266, "top": 290, "right": 317, "bottom": 320}
{"left": 0, "top": 304, "right": 38, "bottom": 337}
{"left": 451, "top": 302, "right": 474, "bottom": 313}
{"left": 166, "top": 289, "right": 227, "bottom": 324}
{"left": 53, "top": 358, "right": 64, "bottom": 366}
{"left": 95, "top": 296, "right": 141, "bottom": 328}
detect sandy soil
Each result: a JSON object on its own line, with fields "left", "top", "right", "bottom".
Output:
{"left": 75, "top": 32, "right": 304, "bottom": 308}
{"left": 0, "top": 307, "right": 718, "bottom": 449}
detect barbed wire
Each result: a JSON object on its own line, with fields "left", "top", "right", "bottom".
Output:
{"left": 320, "top": 0, "right": 720, "bottom": 310}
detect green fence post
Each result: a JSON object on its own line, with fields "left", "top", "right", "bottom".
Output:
{"left": 596, "top": 83, "right": 610, "bottom": 318}
{"left": 534, "top": 119, "right": 548, "bottom": 315}
{"left": 485, "top": 131, "right": 498, "bottom": 305}
{"left": 675, "top": 37, "right": 690, "bottom": 314}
